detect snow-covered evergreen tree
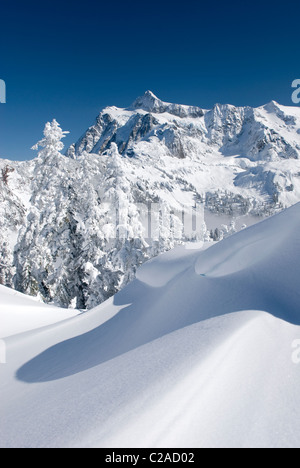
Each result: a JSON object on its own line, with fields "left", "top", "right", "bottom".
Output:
{"left": 15, "top": 121, "right": 78, "bottom": 306}
{"left": 32, "top": 119, "right": 69, "bottom": 162}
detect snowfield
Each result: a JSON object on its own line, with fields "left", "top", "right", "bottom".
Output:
{"left": 1, "top": 203, "right": 300, "bottom": 448}
{"left": 0, "top": 286, "right": 78, "bottom": 338}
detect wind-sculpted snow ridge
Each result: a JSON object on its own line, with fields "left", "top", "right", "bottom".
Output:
{"left": 1, "top": 204, "right": 300, "bottom": 448}
{"left": 1, "top": 93, "right": 300, "bottom": 309}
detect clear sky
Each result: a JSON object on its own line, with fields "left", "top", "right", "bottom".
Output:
{"left": 1, "top": 0, "right": 300, "bottom": 161}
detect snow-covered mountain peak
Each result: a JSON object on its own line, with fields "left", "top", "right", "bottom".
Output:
{"left": 131, "top": 90, "right": 161, "bottom": 111}
{"left": 261, "top": 100, "right": 286, "bottom": 115}
{"left": 130, "top": 90, "right": 204, "bottom": 118}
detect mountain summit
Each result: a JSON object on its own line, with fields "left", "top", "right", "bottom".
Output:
{"left": 131, "top": 90, "right": 163, "bottom": 112}
{"left": 131, "top": 90, "right": 204, "bottom": 117}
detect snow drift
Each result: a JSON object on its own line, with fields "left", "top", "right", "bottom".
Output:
{"left": 1, "top": 204, "right": 300, "bottom": 448}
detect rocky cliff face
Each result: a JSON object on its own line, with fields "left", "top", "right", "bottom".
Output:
{"left": 1, "top": 92, "right": 300, "bottom": 308}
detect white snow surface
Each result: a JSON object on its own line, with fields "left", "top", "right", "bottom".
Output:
{"left": 0, "top": 286, "right": 78, "bottom": 338}
{"left": 1, "top": 203, "right": 300, "bottom": 448}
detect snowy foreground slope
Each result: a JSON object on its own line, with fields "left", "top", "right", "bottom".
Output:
{"left": 0, "top": 286, "right": 78, "bottom": 338}
{"left": 1, "top": 204, "right": 300, "bottom": 448}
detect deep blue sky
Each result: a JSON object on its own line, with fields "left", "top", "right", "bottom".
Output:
{"left": 1, "top": 0, "right": 299, "bottom": 160}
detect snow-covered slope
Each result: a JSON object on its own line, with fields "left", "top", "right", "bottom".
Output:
{"left": 0, "top": 286, "right": 78, "bottom": 338}
{"left": 1, "top": 92, "right": 300, "bottom": 309}
{"left": 1, "top": 204, "right": 300, "bottom": 448}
